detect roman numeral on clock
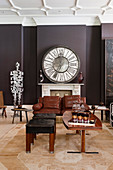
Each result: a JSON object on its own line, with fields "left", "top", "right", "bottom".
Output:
{"left": 50, "top": 49, "right": 58, "bottom": 58}
{"left": 64, "top": 71, "right": 72, "bottom": 81}
{"left": 45, "top": 68, "right": 55, "bottom": 77}
{"left": 67, "top": 67, "right": 77, "bottom": 76}
{"left": 69, "top": 61, "right": 78, "bottom": 68}
{"left": 44, "top": 61, "right": 52, "bottom": 69}
{"left": 45, "top": 54, "right": 54, "bottom": 62}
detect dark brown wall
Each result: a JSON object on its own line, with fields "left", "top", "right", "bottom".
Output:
{"left": 0, "top": 25, "right": 22, "bottom": 104}
{"left": 0, "top": 24, "right": 106, "bottom": 105}
{"left": 37, "top": 25, "right": 86, "bottom": 99}
{"left": 102, "top": 24, "right": 113, "bottom": 39}
{"left": 23, "top": 27, "right": 37, "bottom": 104}
{"left": 86, "top": 26, "right": 101, "bottom": 104}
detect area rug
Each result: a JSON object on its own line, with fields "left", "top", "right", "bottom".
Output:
{"left": 0, "top": 123, "right": 113, "bottom": 170}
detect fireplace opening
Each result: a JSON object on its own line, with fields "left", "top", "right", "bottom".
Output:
{"left": 50, "top": 90, "right": 72, "bottom": 97}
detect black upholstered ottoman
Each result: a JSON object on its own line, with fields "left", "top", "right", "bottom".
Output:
{"left": 33, "top": 113, "right": 56, "bottom": 119}
{"left": 26, "top": 118, "right": 55, "bottom": 153}
{"left": 33, "top": 113, "right": 56, "bottom": 137}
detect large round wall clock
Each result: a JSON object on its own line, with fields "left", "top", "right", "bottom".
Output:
{"left": 42, "top": 46, "right": 80, "bottom": 83}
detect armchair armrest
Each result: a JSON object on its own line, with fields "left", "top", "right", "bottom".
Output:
{"left": 32, "top": 103, "right": 43, "bottom": 111}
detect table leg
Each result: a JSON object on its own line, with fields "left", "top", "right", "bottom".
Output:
{"left": 49, "top": 133, "right": 54, "bottom": 153}
{"left": 2, "top": 108, "right": 7, "bottom": 117}
{"left": 25, "top": 111, "right": 28, "bottom": 122}
{"left": 81, "top": 130, "right": 85, "bottom": 152}
{"left": 105, "top": 110, "right": 109, "bottom": 120}
{"left": 20, "top": 111, "right": 22, "bottom": 121}
{"left": 76, "top": 130, "right": 80, "bottom": 134}
{"left": 12, "top": 110, "right": 16, "bottom": 124}
{"left": 101, "top": 110, "right": 103, "bottom": 121}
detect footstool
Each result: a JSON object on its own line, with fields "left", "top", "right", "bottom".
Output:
{"left": 33, "top": 113, "right": 56, "bottom": 119}
{"left": 33, "top": 113, "right": 56, "bottom": 137}
{"left": 26, "top": 118, "right": 55, "bottom": 153}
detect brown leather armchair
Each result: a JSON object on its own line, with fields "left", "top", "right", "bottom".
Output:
{"left": 61, "top": 95, "right": 88, "bottom": 114}
{"left": 33, "top": 96, "right": 62, "bottom": 115}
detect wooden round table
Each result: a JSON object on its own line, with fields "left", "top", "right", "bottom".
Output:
{"left": 63, "top": 111, "right": 102, "bottom": 153}
{"left": 11, "top": 108, "right": 32, "bottom": 123}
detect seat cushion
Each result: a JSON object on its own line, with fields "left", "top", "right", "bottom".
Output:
{"left": 33, "top": 108, "right": 61, "bottom": 115}
{"left": 61, "top": 108, "right": 72, "bottom": 114}
{"left": 43, "top": 96, "right": 60, "bottom": 109}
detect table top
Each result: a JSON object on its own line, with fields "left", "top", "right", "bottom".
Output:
{"left": 11, "top": 108, "right": 32, "bottom": 112}
{"left": 63, "top": 111, "right": 102, "bottom": 131}
{"left": 89, "top": 106, "right": 109, "bottom": 111}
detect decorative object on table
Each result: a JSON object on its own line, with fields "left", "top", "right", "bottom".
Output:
{"left": 91, "top": 105, "right": 95, "bottom": 110}
{"left": 10, "top": 62, "right": 24, "bottom": 108}
{"left": 68, "top": 111, "right": 95, "bottom": 126}
{"left": 42, "top": 46, "right": 80, "bottom": 83}
{"left": 91, "top": 105, "right": 96, "bottom": 114}
{"left": 39, "top": 69, "right": 44, "bottom": 82}
{"left": 78, "top": 72, "right": 84, "bottom": 83}
{"left": 99, "top": 101, "right": 104, "bottom": 106}
{"left": 72, "top": 101, "right": 81, "bottom": 114}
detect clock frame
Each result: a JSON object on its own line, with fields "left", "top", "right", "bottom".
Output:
{"left": 42, "top": 46, "right": 80, "bottom": 83}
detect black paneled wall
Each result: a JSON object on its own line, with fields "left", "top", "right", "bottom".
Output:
{"left": 86, "top": 26, "right": 101, "bottom": 104}
{"left": 0, "top": 25, "right": 22, "bottom": 104}
{"left": 0, "top": 24, "right": 103, "bottom": 105}
{"left": 23, "top": 27, "right": 37, "bottom": 104}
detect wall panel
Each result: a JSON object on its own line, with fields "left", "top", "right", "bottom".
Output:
{"left": 0, "top": 25, "right": 21, "bottom": 104}
{"left": 23, "top": 27, "right": 37, "bottom": 104}
{"left": 86, "top": 26, "right": 101, "bottom": 104}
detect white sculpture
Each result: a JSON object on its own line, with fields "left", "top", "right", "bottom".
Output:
{"left": 10, "top": 62, "right": 24, "bottom": 107}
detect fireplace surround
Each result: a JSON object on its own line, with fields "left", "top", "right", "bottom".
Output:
{"left": 38, "top": 83, "right": 84, "bottom": 97}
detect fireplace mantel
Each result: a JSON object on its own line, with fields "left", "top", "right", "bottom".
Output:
{"left": 38, "top": 83, "right": 84, "bottom": 97}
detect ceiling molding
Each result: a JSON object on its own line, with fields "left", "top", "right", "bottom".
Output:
{"left": 0, "top": 0, "right": 113, "bottom": 26}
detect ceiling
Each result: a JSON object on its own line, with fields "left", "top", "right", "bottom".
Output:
{"left": 0, "top": 0, "right": 113, "bottom": 26}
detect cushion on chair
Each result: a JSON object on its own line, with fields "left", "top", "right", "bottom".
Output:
{"left": 32, "top": 103, "right": 43, "bottom": 111}
{"left": 43, "top": 96, "right": 60, "bottom": 109}
{"left": 33, "top": 108, "right": 61, "bottom": 115}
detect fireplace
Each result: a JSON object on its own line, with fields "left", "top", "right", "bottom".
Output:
{"left": 38, "top": 83, "right": 84, "bottom": 97}
{"left": 50, "top": 90, "right": 72, "bottom": 97}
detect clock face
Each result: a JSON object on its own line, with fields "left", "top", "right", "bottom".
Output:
{"left": 42, "top": 46, "right": 80, "bottom": 83}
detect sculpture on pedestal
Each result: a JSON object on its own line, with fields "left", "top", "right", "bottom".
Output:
{"left": 10, "top": 62, "right": 24, "bottom": 108}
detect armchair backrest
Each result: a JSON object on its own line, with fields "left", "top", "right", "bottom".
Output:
{"left": 39, "top": 96, "right": 61, "bottom": 109}
{"left": 63, "top": 95, "right": 80, "bottom": 109}
{"left": 63, "top": 95, "right": 86, "bottom": 109}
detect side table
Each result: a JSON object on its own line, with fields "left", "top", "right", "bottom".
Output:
{"left": 90, "top": 106, "right": 110, "bottom": 121}
{"left": 11, "top": 108, "right": 32, "bottom": 124}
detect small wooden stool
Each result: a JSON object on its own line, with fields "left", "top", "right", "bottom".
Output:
{"left": 11, "top": 108, "right": 30, "bottom": 123}
{"left": 26, "top": 118, "right": 55, "bottom": 153}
